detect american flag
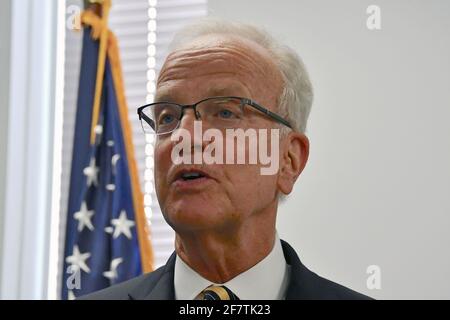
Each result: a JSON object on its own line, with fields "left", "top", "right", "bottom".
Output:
{"left": 61, "top": 13, "right": 152, "bottom": 300}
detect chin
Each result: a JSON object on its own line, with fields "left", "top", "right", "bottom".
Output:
{"left": 162, "top": 196, "right": 230, "bottom": 232}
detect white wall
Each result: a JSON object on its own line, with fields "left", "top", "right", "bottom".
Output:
{"left": 209, "top": 0, "right": 450, "bottom": 299}
{"left": 0, "top": 0, "right": 12, "bottom": 283}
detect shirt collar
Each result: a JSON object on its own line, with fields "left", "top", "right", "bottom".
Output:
{"left": 174, "top": 233, "right": 289, "bottom": 300}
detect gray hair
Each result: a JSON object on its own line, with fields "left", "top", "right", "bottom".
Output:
{"left": 168, "top": 18, "right": 314, "bottom": 134}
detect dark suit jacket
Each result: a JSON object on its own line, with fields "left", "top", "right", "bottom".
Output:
{"left": 80, "top": 240, "right": 372, "bottom": 300}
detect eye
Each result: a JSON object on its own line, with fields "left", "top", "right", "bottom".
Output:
{"left": 159, "top": 113, "right": 175, "bottom": 125}
{"left": 218, "top": 108, "right": 236, "bottom": 119}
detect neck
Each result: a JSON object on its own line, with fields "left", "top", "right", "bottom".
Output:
{"left": 174, "top": 204, "right": 277, "bottom": 283}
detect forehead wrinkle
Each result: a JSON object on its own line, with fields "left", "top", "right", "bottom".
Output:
{"left": 158, "top": 45, "right": 271, "bottom": 85}
{"left": 155, "top": 73, "right": 252, "bottom": 102}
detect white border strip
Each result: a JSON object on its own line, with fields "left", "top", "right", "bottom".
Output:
{"left": 47, "top": 0, "right": 67, "bottom": 300}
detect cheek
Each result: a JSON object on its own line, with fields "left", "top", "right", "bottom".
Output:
{"left": 223, "top": 165, "right": 278, "bottom": 211}
{"left": 154, "top": 139, "right": 173, "bottom": 191}
{"left": 219, "top": 133, "right": 280, "bottom": 207}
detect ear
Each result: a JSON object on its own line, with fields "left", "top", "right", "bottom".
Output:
{"left": 277, "top": 132, "right": 309, "bottom": 195}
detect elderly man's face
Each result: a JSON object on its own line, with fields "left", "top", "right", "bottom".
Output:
{"left": 154, "top": 34, "right": 287, "bottom": 232}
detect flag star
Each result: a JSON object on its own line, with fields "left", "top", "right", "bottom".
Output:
{"left": 111, "top": 210, "right": 135, "bottom": 239}
{"left": 95, "top": 124, "right": 103, "bottom": 136}
{"left": 73, "top": 201, "right": 95, "bottom": 232}
{"left": 103, "top": 257, "right": 123, "bottom": 280}
{"left": 66, "top": 245, "right": 91, "bottom": 274}
{"left": 83, "top": 156, "right": 99, "bottom": 187}
{"left": 106, "top": 184, "right": 116, "bottom": 191}
{"left": 104, "top": 226, "right": 113, "bottom": 234}
{"left": 111, "top": 154, "right": 120, "bottom": 175}
{"left": 107, "top": 140, "right": 115, "bottom": 147}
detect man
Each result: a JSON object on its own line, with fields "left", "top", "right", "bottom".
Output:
{"left": 82, "top": 19, "right": 371, "bottom": 300}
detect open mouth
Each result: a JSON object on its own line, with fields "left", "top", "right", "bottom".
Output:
{"left": 180, "top": 172, "right": 206, "bottom": 181}
{"left": 171, "top": 169, "right": 213, "bottom": 189}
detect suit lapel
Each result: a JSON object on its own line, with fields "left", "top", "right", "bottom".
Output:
{"left": 281, "top": 240, "right": 317, "bottom": 300}
{"left": 128, "top": 252, "right": 176, "bottom": 300}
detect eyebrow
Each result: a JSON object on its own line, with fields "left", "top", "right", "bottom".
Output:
{"left": 153, "top": 89, "right": 175, "bottom": 102}
{"left": 153, "top": 95, "right": 171, "bottom": 103}
{"left": 154, "top": 85, "right": 247, "bottom": 104}
{"left": 206, "top": 87, "right": 241, "bottom": 97}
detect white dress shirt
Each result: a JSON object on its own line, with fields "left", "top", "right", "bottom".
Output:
{"left": 174, "top": 233, "right": 290, "bottom": 300}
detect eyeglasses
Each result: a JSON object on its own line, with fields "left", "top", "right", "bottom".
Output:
{"left": 137, "top": 96, "right": 292, "bottom": 135}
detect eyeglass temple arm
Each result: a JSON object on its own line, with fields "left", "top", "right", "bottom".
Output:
{"left": 137, "top": 108, "right": 155, "bottom": 128}
{"left": 244, "top": 99, "right": 292, "bottom": 129}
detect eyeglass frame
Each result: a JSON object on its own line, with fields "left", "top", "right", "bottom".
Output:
{"left": 137, "top": 96, "right": 292, "bottom": 135}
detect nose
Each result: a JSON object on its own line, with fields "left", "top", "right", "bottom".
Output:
{"left": 170, "top": 107, "right": 210, "bottom": 157}
{"left": 177, "top": 108, "right": 198, "bottom": 134}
